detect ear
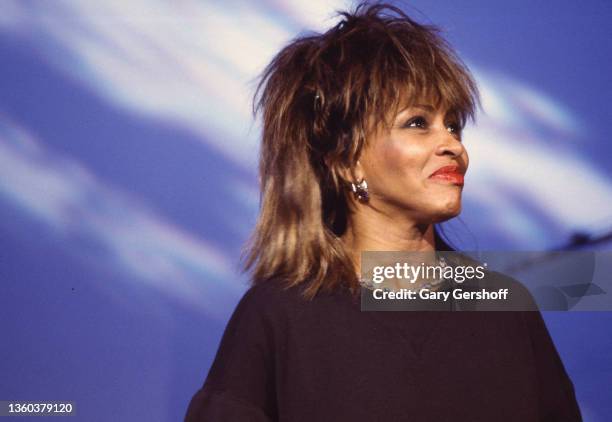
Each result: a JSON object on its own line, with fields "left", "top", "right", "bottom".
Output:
{"left": 346, "top": 159, "right": 365, "bottom": 183}
{"left": 336, "top": 160, "right": 365, "bottom": 185}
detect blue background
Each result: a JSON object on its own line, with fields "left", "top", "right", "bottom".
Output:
{"left": 1, "top": 1, "right": 610, "bottom": 420}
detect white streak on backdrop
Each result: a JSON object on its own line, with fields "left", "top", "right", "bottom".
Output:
{"left": 0, "top": 0, "right": 348, "bottom": 166}
{"left": 0, "top": 0, "right": 610, "bottom": 311}
{"left": 461, "top": 68, "right": 612, "bottom": 248}
{"left": 0, "top": 116, "right": 241, "bottom": 320}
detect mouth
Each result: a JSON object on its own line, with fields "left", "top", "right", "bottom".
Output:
{"left": 428, "top": 165, "right": 465, "bottom": 186}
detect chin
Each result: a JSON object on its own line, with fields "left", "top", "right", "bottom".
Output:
{"left": 430, "top": 201, "right": 462, "bottom": 222}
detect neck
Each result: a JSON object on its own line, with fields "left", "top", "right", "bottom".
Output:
{"left": 341, "top": 204, "right": 437, "bottom": 279}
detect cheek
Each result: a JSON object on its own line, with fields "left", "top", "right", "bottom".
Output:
{"left": 376, "top": 137, "right": 428, "bottom": 181}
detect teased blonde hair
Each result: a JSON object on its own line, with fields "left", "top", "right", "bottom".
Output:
{"left": 241, "top": 1, "right": 481, "bottom": 299}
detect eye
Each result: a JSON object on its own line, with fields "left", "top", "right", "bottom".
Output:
{"left": 403, "top": 116, "right": 428, "bottom": 129}
{"left": 446, "top": 122, "right": 462, "bottom": 137}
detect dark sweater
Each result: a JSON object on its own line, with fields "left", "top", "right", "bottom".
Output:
{"left": 185, "top": 280, "right": 582, "bottom": 421}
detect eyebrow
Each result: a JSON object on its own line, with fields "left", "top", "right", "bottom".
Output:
{"left": 397, "top": 103, "right": 436, "bottom": 114}
{"left": 412, "top": 104, "right": 436, "bottom": 112}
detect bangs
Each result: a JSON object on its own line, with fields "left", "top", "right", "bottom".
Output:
{"left": 361, "top": 21, "right": 480, "bottom": 135}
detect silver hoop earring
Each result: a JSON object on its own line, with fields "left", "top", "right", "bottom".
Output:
{"left": 350, "top": 178, "right": 369, "bottom": 202}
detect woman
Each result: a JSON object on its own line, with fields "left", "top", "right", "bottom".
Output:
{"left": 185, "top": 2, "right": 582, "bottom": 421}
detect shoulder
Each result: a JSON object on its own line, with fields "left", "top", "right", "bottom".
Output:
{"left": 231, "top": 278, "right": 357, "bottom": 334}
{"left": 229, "top": 279, "right": 318, "bottom": 326}
{"left": 238, "top": 279, "right": 309, "bottom": 310}
{"left": 484, "top": 269, "right": 539, "bottom": 311}
{"left": 202, "top": 281, "right": 305, "bottom": 384}
{"left": 240, "top": 277, "right": 349, "bottom": 308}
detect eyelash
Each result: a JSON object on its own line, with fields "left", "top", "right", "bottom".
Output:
{"left": 403, "top": 116, "right": 462, "bottom": 137}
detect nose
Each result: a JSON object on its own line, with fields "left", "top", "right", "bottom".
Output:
{"left": 435, "top": 128, "right": 465, "bottom": 157}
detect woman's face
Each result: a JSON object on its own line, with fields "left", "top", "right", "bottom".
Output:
{"left": 357, "top": 102, "right": 468, "bottom": 224}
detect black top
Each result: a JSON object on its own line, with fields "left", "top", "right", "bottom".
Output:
{"left": 185, "top": 279, "right": 582, "bottom": 421}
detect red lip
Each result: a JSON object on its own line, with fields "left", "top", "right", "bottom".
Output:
{"left": 429, "top": 165, "right": 465, "bottom": 185}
